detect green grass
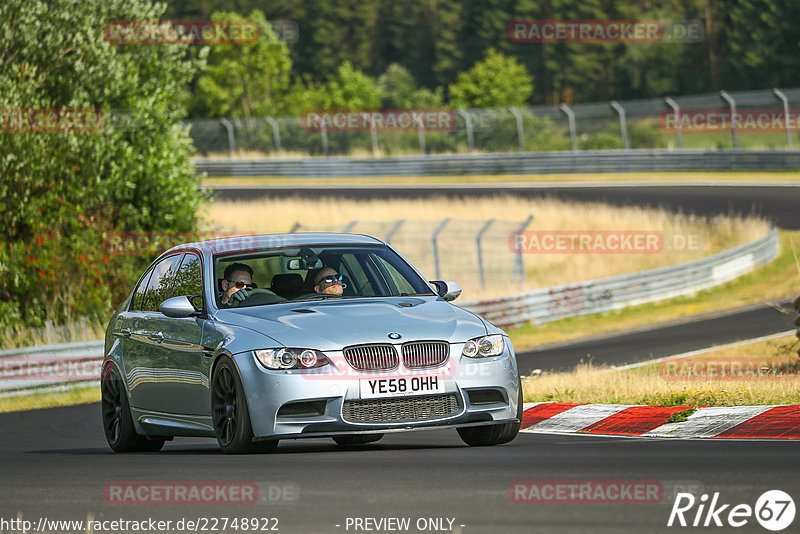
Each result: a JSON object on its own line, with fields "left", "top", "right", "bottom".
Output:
{"left": 0, "top": 385, "right": 99, "bottom": 413}
{"left": 666, "top": 408, "right": 698, "bottom": 423}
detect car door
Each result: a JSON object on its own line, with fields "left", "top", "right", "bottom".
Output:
{"left": 120, "top": 253, "right": 184, "bottom": 411}
{"left": 153, "top": 252, "right": 212, "bottom": 416}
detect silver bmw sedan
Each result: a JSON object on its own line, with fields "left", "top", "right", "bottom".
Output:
{"left": 101, "top": 233, "right": 522, "bottom": 453}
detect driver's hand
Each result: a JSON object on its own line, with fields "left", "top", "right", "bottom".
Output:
{"left": 230, "top": 288, "right": 251, "bottom": 303}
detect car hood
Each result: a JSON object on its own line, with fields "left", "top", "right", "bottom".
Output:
{"left": 214, "top": 297, "right": 488, "bottom": 350}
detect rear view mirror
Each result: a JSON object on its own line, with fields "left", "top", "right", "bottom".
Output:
{"left": 287, "top": 257, "right": 323, "bottom": 270}
{"left": 430, "top": 280, "right": 462, "bottom": 302}
{"left": 160, "top": 295, "right": 200, "bottom": 318}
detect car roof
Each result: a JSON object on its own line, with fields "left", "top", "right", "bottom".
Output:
{"left": 163, "top": 232, "right": 386, "bottom": 257}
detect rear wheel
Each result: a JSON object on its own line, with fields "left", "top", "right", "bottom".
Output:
{"left": 101, "top": 364, "right": 165, "bottom": 452}
{"left": 457, "top": 380, "right": 522, "bottom": 447}
{"left": 212, "top": 358, "right": 277, "bottom": 454}
{"left": 332, "top": 434, "right": 384, "bottom": 446}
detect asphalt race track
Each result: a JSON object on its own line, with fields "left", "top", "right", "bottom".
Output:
{"left": 2, "top": 183, "right": 797, "bottom": 533}
{"left": 1, "top": 404, "right": 798, "bottom": 534}
{"left": 516, "top": 299, "right": 795, "bottom": 374}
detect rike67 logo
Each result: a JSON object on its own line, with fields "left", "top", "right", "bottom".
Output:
{"left": 668, "top": 490, "right": 795, "bottom": 531}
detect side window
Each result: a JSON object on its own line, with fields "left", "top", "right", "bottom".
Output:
{"left": 141, "top": 254, "right": 183, "bottom": 312}
{"left": 173, "top": 253, "right": 204, "bottom": 310}
{"left": 131, "top": 269, "right": 154, "bottom": 311}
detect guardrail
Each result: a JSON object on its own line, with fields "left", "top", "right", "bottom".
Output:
{"left": 0, "top": 228, "right": 779, "bottom": 397}
{"left": 0, "top": 341, "right": 104, "bottom": 397}
{"left": 194, "top": 150, "right": 800, "bottom": 177}
{"left": 460, "top": 228, "right": 779, "bottom": 329}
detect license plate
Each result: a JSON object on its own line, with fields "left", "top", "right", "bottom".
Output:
{"left": 359, "top": 375, "right": 445, "bottom": 399}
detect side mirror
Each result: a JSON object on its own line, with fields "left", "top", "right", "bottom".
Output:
{"left": 160, "top": 295, "right": 200, "bottom": 318}
{"left": 430, "top": 280, "right": 462, "bottom": 302}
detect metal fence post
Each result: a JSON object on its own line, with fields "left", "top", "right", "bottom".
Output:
{"left": 414, "top": 114, "right": 426, "bottom": 155}
{"left": 432, "top": 218, "right": 451, "bottom": 280}
{"left": 265, "top": 116, "right": 281, "bottom": 152}
{"left": 385, "top": 219, "right": 405, "bottom": 244}
{"left": 773, "top": 88, "right": 792, "bottom": 149}
{"left": 456, "top": 109, "right": 475, "bottom": 152}
{"left": 610, "top": 101, "right": 630, "bottom": 150}
{"left": 559, "top": 104, "right": 577, "bottom": 152}
{"left": 508, "top": 106, "right": 525, "bottom": 151}
{"left": 321, "top": 121, "right": 329, "bottom": 156}
{"left": 220, "top": 118, "right": 235, "bottom": 155}
{"left": 362, "top": 112, "right": 379, "bottom": 157}
{"left": 720, "top": 90, "right": 739, "bottom": 150}
{"left": 511, "top": 215, "right": 534, "bottom": 283}
{"left": 664, "top": 97, "right": 682, "bottom": 149}
{"left": 475, "top": 219, "right": 495, "bottom": 287}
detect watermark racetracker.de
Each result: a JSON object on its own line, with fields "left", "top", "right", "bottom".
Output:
{"left": 509, "top": 19, "right": 704, "bottom": 43}
{"left": 661, "top": 109, "right": 800, "bottom": 133}
{"left": 0, "top": 109, "right": 102, "bottom": 132}
{"left": 508, "top": 230, "right": 703, "bottom": 254}
{"left": 103, "top": 20, "right": 258, "bottom": 44}
{"left": 104, "top": 481, "right": 298, "bottom": 505}
{"left": 301, "top": 109, "right": 457, "bottom": 132}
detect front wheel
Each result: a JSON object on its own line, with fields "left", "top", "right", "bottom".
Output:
{"left": 212, "top": 358, "right": 277, "bottom": 454}
{"left": 457, "top": 380, "right": 522, "bottom": 447}
{"left": 101, "top": 364, "right": 165, "bottom": 452}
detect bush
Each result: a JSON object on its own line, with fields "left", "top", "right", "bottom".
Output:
{"left": 0, "top": 0, "right": 205, "bottom": 329}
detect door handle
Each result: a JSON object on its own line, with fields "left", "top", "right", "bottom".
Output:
{"left": 148, "top": 332, "right": 165, "bottom": 343}
{"left": 115, "top": 328, "right": 132, "bottom": 338}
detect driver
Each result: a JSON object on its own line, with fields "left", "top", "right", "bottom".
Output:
{"left": 313, "top": 267, "right": 344, "bottom": 296}
{"left": 220, "top": 262, "right": 256, "bottom": 305}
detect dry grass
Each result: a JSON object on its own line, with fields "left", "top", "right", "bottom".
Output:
{"left": 202, "top": 195, "right": 768, "bottom": 300}
{"left": 523, "top": 334, "right": 800, "bottom": 406}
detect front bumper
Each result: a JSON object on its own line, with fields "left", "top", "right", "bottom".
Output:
{"left": 233, "top": 343, "right": 520, "bottom": 439}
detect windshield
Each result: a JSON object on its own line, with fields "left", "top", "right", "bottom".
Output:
{"left": 213, "top": 244, "right": 434, "bottom": 308}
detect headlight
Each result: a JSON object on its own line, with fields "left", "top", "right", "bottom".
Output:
{"left": 461, "top": 335, "right": 504, "bottom": 358}
{"left": 254, "top": 348, "right": 330, "bottom": 370}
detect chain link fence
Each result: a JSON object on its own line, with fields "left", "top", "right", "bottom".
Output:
{"left": 186, "top": 88, "right": 800, "bottom": 157}
{"left": 290, "top": 217, "right": 535, "bottom": 297}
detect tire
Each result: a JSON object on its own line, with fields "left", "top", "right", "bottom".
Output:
{"left": 332, "top": 434, "right": 384, "bottom": 446}
{"left": 101, "top": 364, "right": 165, "bottom": 453}
{"left": 457, "top": 379, "right": 522, "bottom": 447}
{"left": 212, "top": 357, "right": 277, "bottom": 454}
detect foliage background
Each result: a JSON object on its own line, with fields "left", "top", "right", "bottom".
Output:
{"left": 0, "top": 0, "right": 205, "bottom": 329}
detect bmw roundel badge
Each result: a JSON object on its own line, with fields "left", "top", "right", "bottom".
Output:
{"left": 388, "top": 332, "right": 401, "bottom": 340}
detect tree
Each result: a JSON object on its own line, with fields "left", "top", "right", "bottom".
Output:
{"left": 378, "top": 64, "right": 443, "bottom": 108}
{"left": 448, "top": 48, "right": 534, "bottom": 108}
{"left": 191, "top": 10, "right": 292, "bottom": 118}
{"left": 0, "top": 0, "right": 204, "bottom": 328}
{"left": 287, "top": 62, "right": 383, "bottom": 111}
{"left": 724, "top": 0, "right": 800, "bottom": 89}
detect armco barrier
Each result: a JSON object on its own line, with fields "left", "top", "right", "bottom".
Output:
{"left": 0, "top": 341, "right": 104, "bottom": 397}
{"left": 459, "top": 228, "right": 779, "bottom": 328}
{"left": 0, "top": 229, "right": 779, "bottom": 396}
{"left": 193, "top": 150, "right": 800, "bottom": 177}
